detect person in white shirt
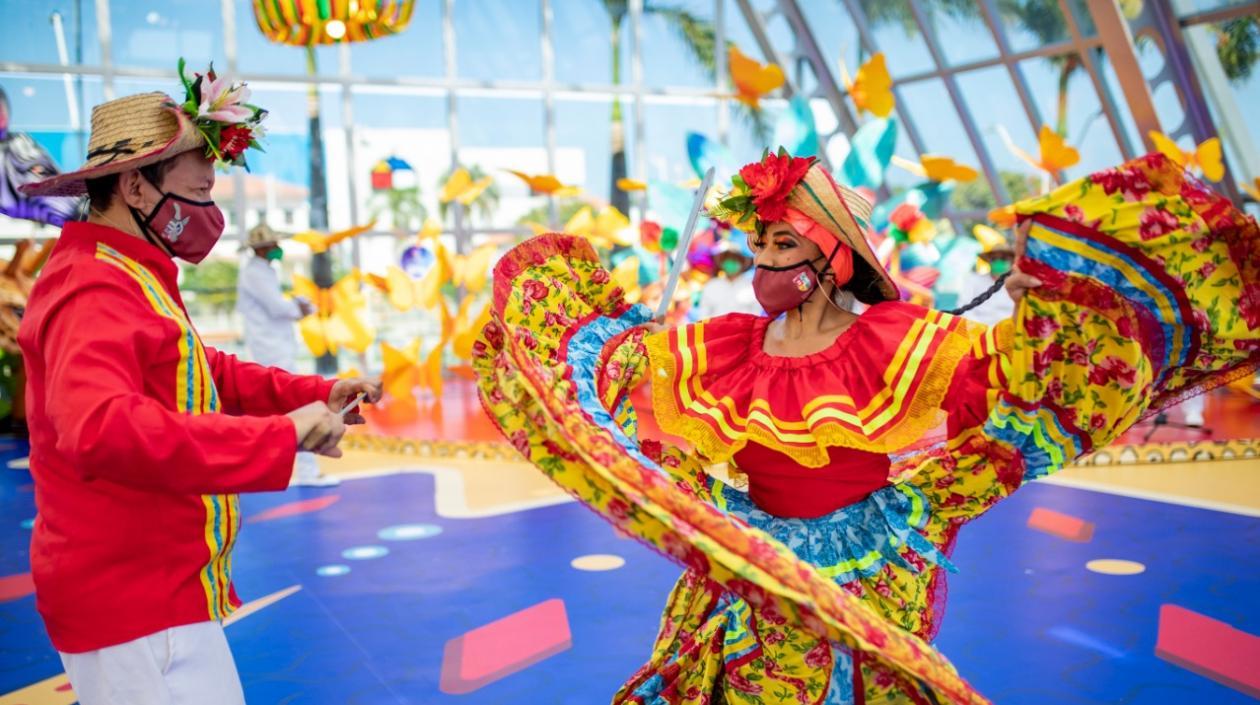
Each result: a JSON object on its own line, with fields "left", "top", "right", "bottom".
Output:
{"left": 236, "top": 223, "right": 337, "bottom": 486}
{"left": 695, "top": 240, "right": 763, "bottom": 319}
{"left": 955, "top": 243, "right": 1016, "bottom": 327}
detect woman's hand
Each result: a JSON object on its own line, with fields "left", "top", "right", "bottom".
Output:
{"left": 1005, "top": 220, "right": 1042, "bottom": 308}
{"left": 643, "top": 319, "right": 671, "bottom": 335}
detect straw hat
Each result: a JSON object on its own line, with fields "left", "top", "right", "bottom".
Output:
{"left": 783, "top": 165, "right": 899, "bottom": 302}
{"left": 21, "top": 92, "right": 204, "bottom": 198}
{"left": 247, "top": 223, "right": 285, "bottom": 248}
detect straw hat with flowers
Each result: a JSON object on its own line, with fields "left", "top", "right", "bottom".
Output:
{"left": 22, "top": 59, "right": 267, "bottom": 198}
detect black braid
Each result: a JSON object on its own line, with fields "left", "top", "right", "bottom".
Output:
{"left": 948, "top": 271, "right": 1012, "bottom": 316}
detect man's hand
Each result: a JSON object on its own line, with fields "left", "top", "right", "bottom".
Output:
{"left": 294, "top": 296, "right": 316, "bottom": 318}
{"left": 287, "top": 402, "right": 347, "bottom": 458}
{"left": 328, "top": 377, "right": 383, "bottom": 425}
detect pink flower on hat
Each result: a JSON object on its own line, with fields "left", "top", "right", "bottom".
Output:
{"left": 197, "top": 74, "right": 254, "bottom": 124}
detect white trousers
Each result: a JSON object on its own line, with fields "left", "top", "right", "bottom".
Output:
{"left": 60, "top": 621, "right": 245, "bottom": 705}
{"left": 295, "top": 450, "right": 321, "bottom": 480}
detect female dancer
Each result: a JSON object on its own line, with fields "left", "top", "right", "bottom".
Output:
{"left": 474, "top": 151, "right": 1259, "bottom": 703}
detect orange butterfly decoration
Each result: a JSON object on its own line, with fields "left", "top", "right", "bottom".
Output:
{"left": 504, "top": 169, "right": 581, "bottom": 197}
{"left": 841, "top": 53, "right": 894, "bottom": 118}
{"left": 893, "top": 154, "right": 978, "bottom": 183}
{"left": 1000, "top": 124, "right": 1080, "bottom": 175}
{"left": 728, "top": 45, "right": 784, "bottom": 108}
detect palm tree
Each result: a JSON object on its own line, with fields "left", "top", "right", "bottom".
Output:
{"left": 368, "top": 184, "right": 427, "bottom": 233}
{"left": 599, "top": 1, "right": 769, "bottom": 213}
{"left": 1215, "top": 15, "right": 1259, "bottom": 81}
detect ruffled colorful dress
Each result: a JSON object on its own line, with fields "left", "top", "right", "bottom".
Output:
{"left": 473, "top": 154, "right": 1260, "bottom": 704}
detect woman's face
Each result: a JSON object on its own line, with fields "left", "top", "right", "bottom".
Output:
{"left": 749, "top": 220, "right": 824, "bottom": 269}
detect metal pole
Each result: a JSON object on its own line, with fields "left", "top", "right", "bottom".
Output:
{"left": 95, "top": 0, "right": 113, "bottom": 99}
{"left": 1177, "top": 11, "right": 1260, "bottom": 186}
{"left": 221, "top": 0, "right": 249, "bottom": 246}
{"left": 339, "top": 41, "right": 362, "bottom": 272}
{"left": 1056, "top": 0, "right": 1130, "bottom": 157}
{"left": 1085, "top": 0, "right": 1160, "bottom": 153}
{"left": 50, "top": 13, "right": 81, "bottom": 134}
{"left": 775, "top": 0, "right": 860, "bottom": 137}
{"left": 833, "top": 0, "right": 929, "bottom": 156}
{"left": 714, "top": 0, "right": 729, "bottom": 146}
{"left": 74, "top": 0, "right": 84, "bottom": 158}
{"left": 630, "top": 0, "right": 646, "bottom": 221}
{"left": 442, "top": 0, "right": 467, "bottom": 256}
{"left": 975, "top": 0, "right": 1044, "bottom": 139}
{"left": 541, "top": 0, "right": 559, "bottom": 228}
{"left": 905, "top": 0, "right": 1008, "bottom": 202}
{"left": 306, "top": 46, "right": 337, "bottom": 375}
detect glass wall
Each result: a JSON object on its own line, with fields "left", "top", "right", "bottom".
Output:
{"left": 3, "top": 0, "right": 1256, "bottom": 352}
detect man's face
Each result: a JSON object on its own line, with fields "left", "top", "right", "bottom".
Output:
{"left": 987, "top": 253, "right": 1014, "bottom": 276}
{"left": 129, "top": 150, "right": 215, "bottom": 214}
{"left": 716, "top": 252, "right": 748, "bottom": 277}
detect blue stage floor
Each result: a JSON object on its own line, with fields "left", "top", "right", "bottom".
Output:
{"left": 2, "top": 438, "right": 1257, "bottom": 704}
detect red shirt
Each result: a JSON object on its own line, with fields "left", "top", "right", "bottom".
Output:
{"left": 18, "top": 221, "right": 336, "bottom": 653}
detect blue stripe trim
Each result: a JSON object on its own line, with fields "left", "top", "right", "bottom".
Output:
{"left": 1027, "top": 224, "right": 1188, "bottom": 378}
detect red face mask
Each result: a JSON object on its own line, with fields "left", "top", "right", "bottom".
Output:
{"left": 131, "top": 190, "right": 225, "bottom": 264}
{"left": 751, "top": 241, "right": 840, "bottom": 316}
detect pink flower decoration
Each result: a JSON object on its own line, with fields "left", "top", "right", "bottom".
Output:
{"left": 197, "top": 75, "right": 254, "bottom": 123}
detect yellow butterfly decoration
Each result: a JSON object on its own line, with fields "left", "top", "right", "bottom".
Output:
{"left": 417, "top": 217, "right": 442, "bottom": 242}
{"left": 972, "top": 224, "right": 1009, "bottom": 253}
{"left": 892, "top": 154, "right": 978, "bottom": 183}
{"left": 504, "top": 169, "right": 582, "bottom": 197}
{"left": 380, "top": 338, "right": 423, "bottom": 401}
{"left": 290, "top": 222, "right": 375, "bottom": 254}
{"left": 1241, "top": 177, "right": 1260, "bottom": 202}
{"left": 728, "top": 45, "right": 784, "bottom": 108}
{"left": 1003, "top": 125, "right": 1080, "bottom": 175}
{"left": 616, "top": 177, "right": 648, "bottom": 192}
{"left": 611, "top": 256, "right": 642, "bottom": 305}
{"left": 451, "top": 298, "right": 492, "bottom": 361}
{"left": 374, "top": 242, "right": 455, "bottom": 312}
{"left": 564, "top": 206, "right": 633, "bottom": 249}
{"left": 1148, "top": 131, "right": 1224, "bottom": 182}
{"left": 920, "top": 155, "right": 979, "bottom": 183}
{"left": 840, "top": 53, "right": 894, "bottom": 118}
{"left": 294, "top": 269, "right": 375, "bottom": 357}
{"left": 379, "top": 296, "right": 459, "bottom": 402}
{"left": 451, "top": 243, "right": 498, "bottom": 295}
{"left": 987, "top": 205, "right": 1018, "bottom": 228}
{"left": 440, "top": 167, "right": 495, "bottom": 205}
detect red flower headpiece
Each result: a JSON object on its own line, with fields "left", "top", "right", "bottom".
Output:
{"left": 709, "top": 148, "right": 816, "bottom": 230}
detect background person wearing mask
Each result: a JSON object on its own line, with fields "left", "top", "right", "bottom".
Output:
{"left": 18, "top": 76, "right": 380, "bottom": 705}
{"left": 955, "top": 242, "right": 1016, "bottom": 327}
{"left": 695, "top": 238, "right": 762, "bottom": 319}
{"left": 237, "top": 223, "right": 335, "bottom": 486}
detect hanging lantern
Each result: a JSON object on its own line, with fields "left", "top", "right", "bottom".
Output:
{"left": 252, "top": 0, "right": 416, "bottom": 46}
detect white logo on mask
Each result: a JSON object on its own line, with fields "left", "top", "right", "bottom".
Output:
{"left": 163, "top": 201, "right": 190, "bottom": 242}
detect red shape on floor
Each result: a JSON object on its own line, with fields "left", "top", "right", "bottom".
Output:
{"left": 440, "top": 598, "right": 572, "bottom": 694}
{"left": 0, "top": 572, "right": 35, "bottom": 602}
{"left": 1155, "top": 604, "right": 1260, "bottom": 698}
{"left": 247, "top": 495, "right": 340, "bottom": 523}
{"left": 1027, "top": 507, "right": 1095, "bottom": 542}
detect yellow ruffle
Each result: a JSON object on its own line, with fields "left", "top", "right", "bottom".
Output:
{"left": 646, "top": 317, "right": 985, "bottom": 468}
